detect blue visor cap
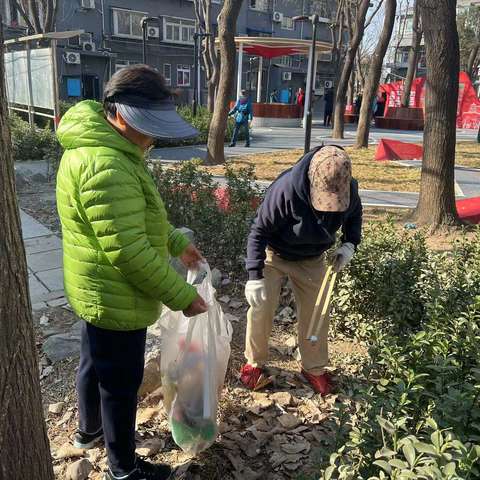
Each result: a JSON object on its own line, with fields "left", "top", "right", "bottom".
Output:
{"left": 115, "top": 95, "right": 199, "bottom": 140}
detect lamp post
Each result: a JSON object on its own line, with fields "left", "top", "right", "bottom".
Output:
{"left": 293, "top": 14, "right": 320, "bottom": 154}
{"left": 193, "top": 32, "right": 213, "bottom": 117}
{"left": 141, "top": 16, "right": 161, "bottom": 65}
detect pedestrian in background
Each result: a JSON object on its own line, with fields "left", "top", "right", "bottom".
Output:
{"left": 324, "top": 88, "right": 334, "bottom": 127}
{"left": 229, "top": 89, "right": 253, "bottom": 148}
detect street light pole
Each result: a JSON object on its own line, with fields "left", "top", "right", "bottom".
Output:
{"left": 193, "top": 33, "right": 199, "bottom": 116}
{"left": 293, "top": 14, "right": 320, "bottom": 154}
{"left": 141, "top": 16, "right": 161, "bottom": 65}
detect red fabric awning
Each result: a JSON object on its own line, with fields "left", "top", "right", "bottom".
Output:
{"left": 243, "top": 45, "right": 304, "bottom": 59}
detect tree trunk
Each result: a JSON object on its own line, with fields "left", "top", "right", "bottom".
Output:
{"left": 207, "top": 81, "right": 216, "bottom": 112}
{"left": 356, "top": 0, "right": 397, "bottom": 148}
{"left": 0, "top": 23, "right": 55, "bottom": 480}
{"left": 401, "top": 1, "right": 423, "bottom": 107}
{"left": 194, "top": 0, "right": 220, "bottom": 113}
{"left": 332, "top": 0, "right": 371, "bottom": 139}
{"left": 413, "top": 0, "right": 460, "bottom": 228}
{"left": 467, "top": 43, "right": 480, "bottom": 80}
{"left": 347, "top": 68, "right": 355, "bottom": 106}
{"left": 205, "top": 0, "right": 243, "bottom": 165}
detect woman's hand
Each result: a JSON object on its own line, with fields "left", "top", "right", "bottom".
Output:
{"left": 183, "top": 294, "right": 208, "bottom": 317}
{"left": 180, "top": 243, "right": 205, "bottom": 270}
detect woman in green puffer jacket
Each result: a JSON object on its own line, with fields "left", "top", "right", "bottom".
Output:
{"left": 56, "top": 65, "right": 206, "bottom": 480}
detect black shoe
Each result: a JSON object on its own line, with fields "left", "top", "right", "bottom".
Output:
{"left": 104, "top": 459, "right": 172, "bottom": 480}
{"left": 229, "top": 143, "right": 236, "bottom": 147}
{"left": 245, "top": 144, "right": 250, "bottom": 148}
{"left": 73, "top": 428, "right": 103, "bottom": 449}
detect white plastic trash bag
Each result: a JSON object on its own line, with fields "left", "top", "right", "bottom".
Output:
{"left": 159, "top": 264, "right": 233, "bottom": 455}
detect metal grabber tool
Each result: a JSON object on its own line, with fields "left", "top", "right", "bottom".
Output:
{"left": 306, "top": 264, "right": 337, "bottom": 343}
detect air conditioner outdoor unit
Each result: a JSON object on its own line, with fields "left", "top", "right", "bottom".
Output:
{"left": 147, "top": 26, "right": 160, "bottom": 38}
{"left": 273, "top": 11, "right": 284, "bottom": 23}
{"left": 65, "top": 52, "right": 81, "bottom": 64}
{"left": 82, "top": 41, "right": 96, "bottom": 52}
{"left": 325, "top": 80, "right": 334, "bottom": 89}
{"left": 282, "top": 71, "right": 292, "bottom": 81}
{"left": 81, "top": 0, "right": 95, "bottom": 9}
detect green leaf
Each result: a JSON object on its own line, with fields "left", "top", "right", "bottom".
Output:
{"left": 431, "top": 431, "right": 443, "bottom": 449}
{"left": 389, "top": 459, "right": 408, "bottom": 469}
{"left": 376, "top": 415, "right": 396, "bottom": 434}
{"left": 373, "top": 460, "right": 392, "bottom": 474}
{"left": 375, "top": 447, "right": 397, "bottom": 459}
{"left": 426, "top": 418, "right": 438, "bottom": 430}
{"left": 403, "top": 442, "right": 416, "bottom": 467}
{"left": 324, "top": 465, "right": 335, "bottom": 480}
{"left": 414, "top": 442, "right": 439, "bottom": 456}
{"left": 443, "top": 463, "right": 456, "bottom": 476}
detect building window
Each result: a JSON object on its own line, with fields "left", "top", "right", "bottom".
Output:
{"left": 112, "top": 8, "right": 145, "bottom": 39}
{"left": 163, "top": 16, "right": 196, "bottom": 45}
{"left": 115, "top": 60, "right": 139, "bottom": 72}
{"left": 163, "top": 64, "right": 172, "bottom": 86}
{"left": 177, "top": 65, "right": 191, "bottom": 87}
{"left": 279, "top": 55, "right": 294, "bottom": 68}
{"left": 281, "top": 16, "right": 294, "bottom": 30}
{"left": 249, "top": 0, "right": 269, "bottom": 12}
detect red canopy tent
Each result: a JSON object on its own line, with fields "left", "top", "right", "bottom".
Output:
{"left": 225, "top": 36, "right": 332, "bottom": 128}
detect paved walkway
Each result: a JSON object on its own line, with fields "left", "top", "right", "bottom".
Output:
{"left": 151, "top": 125, "right": 477, "bottom": 162}
{"left": 22, "top": 210, "right": 66, "bottom": 310}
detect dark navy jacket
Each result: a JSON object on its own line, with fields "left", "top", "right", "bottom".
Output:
{"left": 246, "top": 148, "right": 363, "bottom": 280}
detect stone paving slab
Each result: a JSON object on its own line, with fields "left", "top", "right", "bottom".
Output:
{"left": 21, "top": 210, "right": 66, "bottom": 310}
{"left": 20, "top": 210, "right": 51, "bottom": 239}
{"left": 27, "top": 248, "right": 63, "bottom": 273}
{"left": 24, "top": 235, "right": 62, "bottom": 255}
{"left": 29, "top": 274, "right": 50, "bottom": 303}
{"left": 36, "top": 267, "right": 64, "bottom": 293}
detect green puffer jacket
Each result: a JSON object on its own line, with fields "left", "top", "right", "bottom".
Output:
{"left": 56, "top": 100, "right": 197, "bottom": 331}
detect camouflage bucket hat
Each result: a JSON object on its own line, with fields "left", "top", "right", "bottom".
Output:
{"left": 308, "top": 146, "right": 352, "bottom": 212}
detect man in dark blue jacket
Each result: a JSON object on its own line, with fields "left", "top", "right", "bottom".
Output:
{"left": 241, "top": 145, "right": 362, "bottom": 395}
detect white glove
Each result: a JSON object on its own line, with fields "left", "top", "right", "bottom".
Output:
{"left": 245, "top": 279, "right": 267, "bottom": 308}
{"left": 332, "top": 242, "right": 355, "bottom": 272}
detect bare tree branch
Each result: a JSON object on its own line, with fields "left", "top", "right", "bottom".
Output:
{"left": 10, "top": 0, "right": 36, "bottom": 33}
{"left": 365, "top": 0, "right": 385, "bottom": 29}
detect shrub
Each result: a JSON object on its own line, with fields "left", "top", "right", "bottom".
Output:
{"left": 151, "top": 159, "right": 262, "bottom": 275}
{"left": 9, "top": 113, "right": 62, "bottom": 164}
{"left": 156, "top": 105, "right": 243, "bottom": 147}
{"left": 319, "top": 300, "right": 480, "bottom": 479}
{"left": 330, "top": 222, "right": 480, "bottom": 340}
{"left": 316, "top": 225, "right": 480, "bottom": 479}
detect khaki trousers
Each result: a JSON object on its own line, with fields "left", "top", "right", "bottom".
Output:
{"left": 245, "top": 249, "right": 330, "bottom": 375}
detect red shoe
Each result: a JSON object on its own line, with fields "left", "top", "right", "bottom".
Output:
{"left": 301, "top": 370, "right": 333, "bottom": 395}
{"left": 240, "top": 364, "right": 273, "bottom": 390}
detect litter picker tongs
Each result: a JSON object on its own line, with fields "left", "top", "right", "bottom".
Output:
{"left": 306, "top": 264, "right": 337, "bottom": 343}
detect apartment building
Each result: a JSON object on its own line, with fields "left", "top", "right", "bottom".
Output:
{"left": 2, "top": 0, "right": 337, "bottom": 104}
{"left": 388, "top": 0, "right": 480, "bottom": 81}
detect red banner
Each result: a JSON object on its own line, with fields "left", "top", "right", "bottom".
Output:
{"left": 380, "top": 72, "right": 480, "bottom": 130}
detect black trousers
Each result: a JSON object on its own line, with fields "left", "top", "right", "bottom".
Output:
{"left": 77, "top": 321, "right": 147, "bottom": 476}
